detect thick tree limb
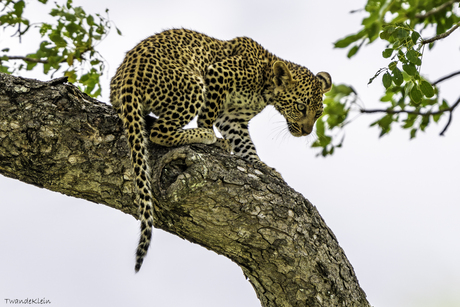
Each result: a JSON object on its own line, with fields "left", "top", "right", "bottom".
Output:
{"left": 0, "top": 73, "right": 370, "bottom": 307}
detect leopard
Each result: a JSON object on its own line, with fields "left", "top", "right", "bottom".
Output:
{"left": 109, "top": 28, "right": 332, "bottom": 272}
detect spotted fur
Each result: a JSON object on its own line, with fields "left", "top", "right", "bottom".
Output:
{"left": 110, "top": 28, "right": 332, "bottom": 272}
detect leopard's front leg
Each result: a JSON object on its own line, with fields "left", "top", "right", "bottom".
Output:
{"left": 215, "top": 114, "right": 284, "bottom": 180}
{"left": 197, "top": 62, "right": 232, "bottom": 152}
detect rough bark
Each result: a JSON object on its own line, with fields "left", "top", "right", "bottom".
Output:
{"left": 0, "top": 73, "right": 370, "bottom": 307}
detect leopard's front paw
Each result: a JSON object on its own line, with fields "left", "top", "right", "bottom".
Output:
{"left": 213, "top": 138, "right": 232, "bottom": 153}
{"left": 253, "top": 160, "right": 284, "bottom": 180}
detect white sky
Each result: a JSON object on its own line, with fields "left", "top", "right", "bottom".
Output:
{"left": 1, "top": 0, "right": 460, "bottom": 306}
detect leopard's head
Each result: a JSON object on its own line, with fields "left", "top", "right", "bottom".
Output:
{"left": 271, "top": 61, "right": 331, "bottom": 136}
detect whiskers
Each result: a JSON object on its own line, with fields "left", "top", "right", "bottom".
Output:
{"left": 269, "top": 119, "right": 291, "bottom": 144}
{"left": 268, "top": 117, "right": 320, "bottom": 149}
{"left": 305, "top": 129, "right": 320, "bottom": 145}
{"left": 255, "top": 107, "right": 323, "bottom": 152}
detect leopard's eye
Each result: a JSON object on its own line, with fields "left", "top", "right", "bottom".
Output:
{"left": 296, "top": 103, "right": 306, "bottom": 112}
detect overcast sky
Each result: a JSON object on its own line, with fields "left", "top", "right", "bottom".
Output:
{"left": 1, "top": 0, "right": 460, "bottom": 306}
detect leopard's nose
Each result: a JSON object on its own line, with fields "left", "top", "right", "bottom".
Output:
{"left": 301, "top": 125, "right": 312, "bottom": 135}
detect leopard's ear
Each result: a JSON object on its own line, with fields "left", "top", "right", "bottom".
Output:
{"left": 316, "top": 71, "right": 332, "bottom": 93}
{"left": 273, "top": 61, "right": 294, "bottom": 89}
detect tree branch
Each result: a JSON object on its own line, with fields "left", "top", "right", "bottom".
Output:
{"left": 360, "top": 95, "right": 460, "bottom": 136}
{"left": 2, "top": 47, "right": 95, "bottom": 65}
{"left": 360, "top": 107, "right": 443, "bottom": 116}
{"left": 421, "top": 21, "right": 460, "bottom": 45}
{"left": 440, "top": 96, "right": 460, "bottom": 136}
{"left": 1, "top": 55, "right": 49, "bottom": 64}
{"left": 432, "top": 70, "right": 460, "bottom": 85}
{"left": 415, "top": 0, "right": 460, "bottom": 19}
{"left": 0, "top": 73, "right": 370, "bottom": 307}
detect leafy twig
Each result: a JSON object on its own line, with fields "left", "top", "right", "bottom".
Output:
{"left": 360, "top": 96, "right": 460, "bottom": 135}
{"left": 415, "top": 0, "right": 460, "bottom": 19}
{"left": 2, "top": 56, "right": 48, "bottom": 64}
{"left": 421, "top": 22, "right": 460, "bottom": 44}
{"left": 361, "top": 108, "right": 444, "bottom": 116}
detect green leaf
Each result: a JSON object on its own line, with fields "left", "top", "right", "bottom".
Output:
{"left": 50, "top": 8, "right": 59, "bottom": 17}
{"left": 402, "top": 63, "right": 417, "bottom": 76}
{"left": 374, "top": 114, "right": 393, "bottom": 137}
{"left": 382, "top": 26, "right": 396, "bottom": 38}
{"left": 397, "top": 49, "right": 408, "bottom": 64}
{"left": 388, "top": 61, "right": 397, "bottom": 71}
{"left": 324, "top": 98, "right": 349, "bottom": 129}
{"left": 411, "top": 31, "right": 421, "bottom": 44}
{"left": 0, "top": 65, "right": 11, "bottom": 74}
{"left": 65, "top": 22, "right": 79, "bottom": 36}
{"left": 26, "top": 61, "right": 38, "bottom": 71}
{"left": 64, "top": 12, "right": 77, "bottom": 22}
{"left": 87, "top": 15, "right": 95, "bottom": 26}
{"left": 367, "top": 22, "right": 382, "bottom": 43}
{"left": 315, "top": 116, "right": 325, "bottom": 136}
{"left": 420, "top": 115, "right": 430, "bottom": 131}
{"left": 382, "top": 72, "right": 392, "bottom": 88}
{"left": 410, "top": 86, "right": 422, "bottom": 103}
{"left": 39, "top": 23, "right": 52, "bottom": 36}
{"left": 48, "top": 55, "right": 63, "bottom": 69}
{"left": 362, "top": 12, "right": 378, "bottom": 27}
{"left": 43, "top": 62, "right": 51, "bottom": 74}
{"left": 392, "top": 68, "right": 403, "bottom": 86}
{"left": 380, "top": 31, "right": 389, "bottom": 40}
{"left": 403, "top": 113, "right": 417, "bottom": 129}
{"left": 393, "top": 28, "right": 409, "bottom": 40}
{"left": 382, "top": 48, "right": 393, "bottom": 58}
{"left": 380, "top": 91, "right": 394, "bottom": 102}
{"left": 406, "top": 50, "right": 421, "bottom": 65}
{"left": 380, "top": 26, "right": 396, "bottom": 40}
{"left": 64, "top": 69, "right": 77, "bottom": 83}
{"left": 440, "top": 99, "right": 449, "bottom": 111}
{"left": 74, "top": 7, "right": 85, "bottom": 18}
{"left": 328, "top": 84, "right": 354, "bottom": 96}
{"left": 13, "top": 1, "right": 25, "bottom": 17}
{"left": 334, "top": 35, "right": 357, "bottom": 48}
{"left": 92, "top": 87, "right": 102, "bottom": 97}
{"left": 49, "top": 30, "right": 67, "bottom": 47}
{"left": 334, "top": 30, "right": 366, "bottom": 48}
{"left": 433, "top": 113, "right": 442, "bottom": 123}
{"left": 420, "top": 81, "right": 435, "bottom": 98}
{"left": 410, "top": 128, "right": 417, "bottom": 139}
{"left": 347, "top": 45, "right": 360, "bottom": 58}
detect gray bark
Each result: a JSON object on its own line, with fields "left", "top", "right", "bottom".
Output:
{"left": 0, "top": 73, "right": 370, "bottom": 307}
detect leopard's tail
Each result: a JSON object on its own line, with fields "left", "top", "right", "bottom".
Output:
{"left": 112, "top": 91, "right": 157, "bottom": 273}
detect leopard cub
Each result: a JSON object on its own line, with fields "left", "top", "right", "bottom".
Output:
{"left": 110, "top": 28, "right": 332, "bottom": 272}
